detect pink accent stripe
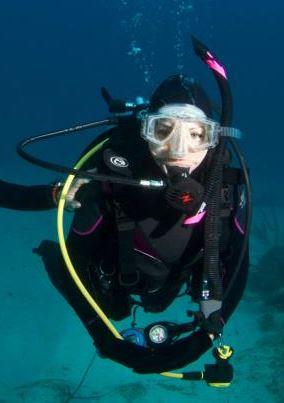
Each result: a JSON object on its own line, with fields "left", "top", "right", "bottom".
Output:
{"left": 234, "top": 216, "right": 245, "bottom": 235}
{"left": 134, "top": 248, "right": 161, "bottom": 262}
{"left": 206, "top": 51, "right": 227, "bottom": 79}
{"left": 184, "top": 211, "right": 206, "bottom": 225}
{"left": 73, "top": 215, "right": 103, "bottom": 236}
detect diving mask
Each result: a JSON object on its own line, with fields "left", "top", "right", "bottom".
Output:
{"left": 141, "top": 104, "right": 241, "bottom": 159}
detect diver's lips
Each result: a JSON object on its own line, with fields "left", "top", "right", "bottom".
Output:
{"left": 166, "top": 159, "right": 192, "bottom": 167}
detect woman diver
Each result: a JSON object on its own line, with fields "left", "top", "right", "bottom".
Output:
{"left": 3, "top": 38, "right": 251, "bottom": 381}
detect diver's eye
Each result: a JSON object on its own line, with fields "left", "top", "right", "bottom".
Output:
{"left": 154, "top": 119, "right": 174, "bottom": 140}
{"left": 190, "top": 131, "right": 205, "bottom": 141}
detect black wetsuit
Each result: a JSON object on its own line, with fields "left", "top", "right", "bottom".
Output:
{"left": 33, "top": 120, "right": 248, "bottom": 320}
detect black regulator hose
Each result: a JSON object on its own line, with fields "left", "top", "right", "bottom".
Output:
{"left": 16, "top": 118, "right": 165, "bottom": 189}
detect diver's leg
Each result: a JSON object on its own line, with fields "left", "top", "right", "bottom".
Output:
{"left": 35, "top": 236, "right": 132, "bottom": 328}
{"left": 34, "top": 240, "right": 96, "bottom": 323}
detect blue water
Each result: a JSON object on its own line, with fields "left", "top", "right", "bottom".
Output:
{"left": 0, "top": 1, "right": 283, "bottom": 401}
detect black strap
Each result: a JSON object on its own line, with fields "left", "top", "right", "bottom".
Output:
{"left": 112, "top": 199, "right": 140, "bottom": 286}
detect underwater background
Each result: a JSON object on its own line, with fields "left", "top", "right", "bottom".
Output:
{"left": 0, "top": 0, "right": 283, "bottom": 401}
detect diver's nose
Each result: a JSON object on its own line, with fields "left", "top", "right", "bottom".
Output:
{"left": 168, "top": 127, "right": 188, "bottom": 158}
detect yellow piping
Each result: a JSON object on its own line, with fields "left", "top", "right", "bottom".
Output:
{"left": 57, "top": 138, "right": 122, "bottom": 339}
{"left": 160, "top": 372, "right": 184, "bottom": 379}
{"left": 56, "top": 137, "right": 184, "bottom": 379}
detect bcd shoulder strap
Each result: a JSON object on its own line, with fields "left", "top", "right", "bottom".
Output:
{"left": 112, "top": 198, "right": 140, "bottom": 286}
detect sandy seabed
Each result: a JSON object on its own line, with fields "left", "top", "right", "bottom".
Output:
{"left": 0, "top": 205, "right": 283, "bottom": 403}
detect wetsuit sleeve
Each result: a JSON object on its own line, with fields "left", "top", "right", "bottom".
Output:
{"left": 0, "top": 180, "right": 55, "bottom": 210}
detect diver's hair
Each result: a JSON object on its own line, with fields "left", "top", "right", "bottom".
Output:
{"left": 149, "top": 74, "right": 213, "bottom": 118}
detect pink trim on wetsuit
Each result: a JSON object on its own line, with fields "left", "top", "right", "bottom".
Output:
{"left": 73, "top": 215, "right": 103, "bottom": 236}
{"left": 206, "top": 51, "right": 227, "bottom": 79}
{"left": 234, "top": 216, "right": 245, "bottom": 235}
{"left": 134, "top": 248, "right": 161, "bottom": 262}
{"left": 183, "top": 211, "right": 206, "bottom": 225}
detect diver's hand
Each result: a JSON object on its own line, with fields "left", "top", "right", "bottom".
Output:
{"left": 200, "top": 310, "right": 224, "bottom": 338}
{"left": 64, "top": 177, "right": 91, "bottom": 210}
{"left": 52, "top": 179, "right": 89, "bottom": 210}
{"left": 51, "top": 169, "right": 96, "bottom": 210}
{"left": 199, "top": 300, "right": 224, "bottom": 338}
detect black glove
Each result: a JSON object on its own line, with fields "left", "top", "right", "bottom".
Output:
{"left": 200, "top": 309, "right": 224, "bottom": 337}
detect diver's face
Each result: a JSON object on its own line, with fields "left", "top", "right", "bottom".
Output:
{"left": 149, "top": 121, "right": 208, "bottom": 170}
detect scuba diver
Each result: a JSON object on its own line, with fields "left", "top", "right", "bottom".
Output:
{"left": 11, "top": 37, "right": 250, "bottom": 384}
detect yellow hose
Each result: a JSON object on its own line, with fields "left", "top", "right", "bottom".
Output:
{"left": 56, "top": 137, "right": 184, "bottom": 379}
{"left": 57, "top": 138, "right": 122, "bottom": 339}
